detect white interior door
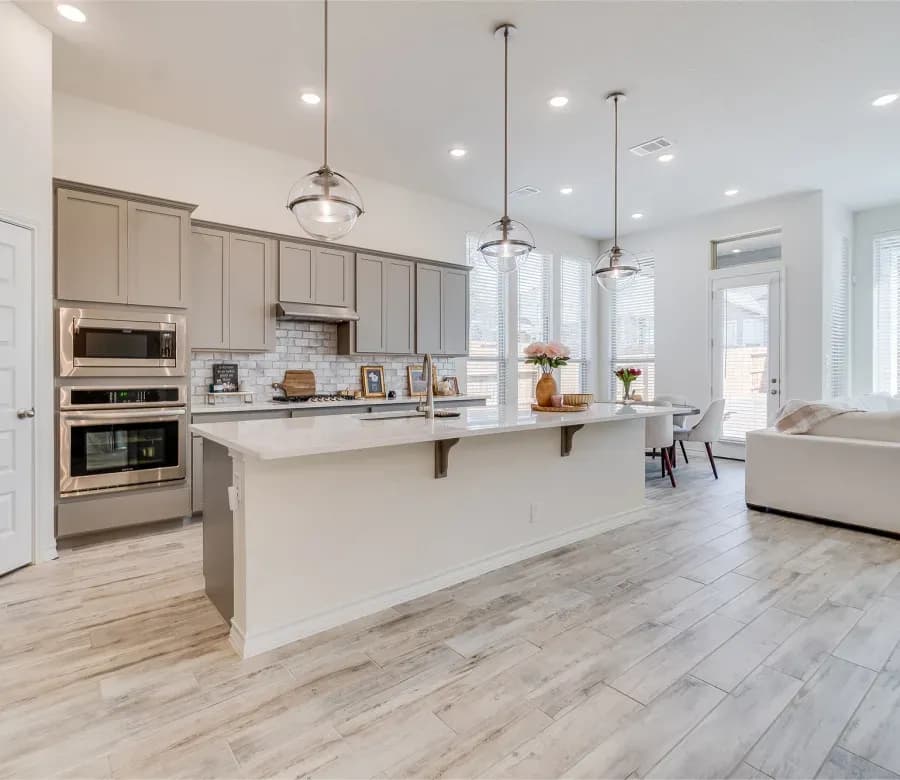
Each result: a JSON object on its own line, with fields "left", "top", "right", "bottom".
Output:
{"left": 0, "top": 220, "right": 34, "bottom": 575}
{"left": 711, "top": 270, "right": 782, "bottom": 457}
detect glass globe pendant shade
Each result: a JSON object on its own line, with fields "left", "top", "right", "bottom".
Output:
{"left": 478, "top": 217, "right": 535, "bottom": 273}
{"left": 287, "top": 166, "right": 364, "bottom": 241}
{"left": 593, "top": 245, "right": 640, "bottom": 292}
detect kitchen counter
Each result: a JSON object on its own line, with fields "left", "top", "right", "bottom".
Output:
{"left": 195, "top": 402, "right": 672, "bottom": 658}
{"left": 191, "top": 402, "right": 671, "bottom": 460}
{"left": 190, "top": 393, "right": 488, "bottom": 415}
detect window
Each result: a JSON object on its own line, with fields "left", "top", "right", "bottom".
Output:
{"left": 609, "top": 256, "right": 655, "bottom": 400}
{"left": 465, "top": 236, "right": 593, "bottom": 406}
{"left": 829, "top": 235, "right": 852, "bottom": 398}
{"left": 874, "top": 232, "right": 900, "bottom": 395}
{"left": 465, "top": 234, "right": 506, "bottom": 405}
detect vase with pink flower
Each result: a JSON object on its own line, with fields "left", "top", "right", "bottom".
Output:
{"left": 615, "top": 366, "right": 642, "bottom": 402}
{"left": 524, "top": 341, "right": 571, "bottom": 406}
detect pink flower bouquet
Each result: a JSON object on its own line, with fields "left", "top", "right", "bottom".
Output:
{"left": 524, "top": 341, "right": 571, "bottom": 373}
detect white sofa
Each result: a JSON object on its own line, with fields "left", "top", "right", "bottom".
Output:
{"left": 746, "top": 395, "right": 900, "bottom": 535}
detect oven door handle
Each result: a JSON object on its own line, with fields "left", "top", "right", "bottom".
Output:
{"left": 60, "top": 408, "right": 186, "bottom": 423}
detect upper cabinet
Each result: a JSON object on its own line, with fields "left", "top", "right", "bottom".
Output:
{"left": 190, "top": 226, "right": 275, "bottom": 352}
{"left": 347, "top": 254, "right": 414, "bottom": 354}
{"left": 56, "top": 183, "right": 195, "bottom": 308}
{"left": 279, "top": 241, "right": 353, "bottom": 308}
{"left": 416, "top": 263, "right": 469, "bottom": 356}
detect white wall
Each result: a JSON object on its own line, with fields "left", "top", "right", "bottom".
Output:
{"left": 53, "top": 93, "right": 599, "bottom": 265}
{"left": 852, "top": 201, "right": 900, "bottom": 394}
{"left": 0, "top": 3, "right": 55, "bottom": 561}
{"left": 599, "top": 192, "right": 826, "bottom": 411}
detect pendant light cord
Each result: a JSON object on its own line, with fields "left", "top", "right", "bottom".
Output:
{"left": 613, "top": 94, "right": 618, "bottom": 247}
{"left": 503, "top": 25, "right": 509, "bottom": 222}
{"left": 323, "top": 0, "right": 329, "bottom": 168}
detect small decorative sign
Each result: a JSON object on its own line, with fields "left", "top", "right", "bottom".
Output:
{"left": 361, "top": 365, "right": 386, "bottom": 398}
{"left": 212, "top": 362, "right": 239, "bottom": 393}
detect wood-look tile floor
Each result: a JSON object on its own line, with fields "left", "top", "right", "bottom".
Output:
{"left": 3, "top": 458, "right": 900, "bottom": 779}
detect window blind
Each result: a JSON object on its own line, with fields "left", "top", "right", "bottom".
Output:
{"left": 516, "top": 251, "right": 552, "bottom": 407}
{"left": 874, "top": 232, "right": 900, "bottom": 395}
{"left": 609, "top": 256, "right": 655, "bottom": 400}
{"left": 465, "top": 234, "right": 506, "bottom": 405}
{"left": 829, "top": 235, "right": 851, "bottom": 398}
{"left": 559, "top": 256, "right": 592, "bottom": 393}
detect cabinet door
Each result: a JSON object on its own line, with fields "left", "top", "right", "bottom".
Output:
{"left": 191, "top": 435, "right": 204, "bottom": 515}
{"left": 384, "top": 259, "right": 415, "bottom": 354}
{"left": 228, "top": 233, "right": 274, "bottom": 351}
{"left": 127, "top": 202, "right": 189, "bottom": 307}
{"left": 314, "top": 247, "right": 353, "bottom": 306}
{"left": 416, "top": 264, "right": 443, "bottom": 354}
{"left": 441, "top": 268, "right": 469, "bottom": 356}
{"left": 355, "top": 254, "right": 384, "bottom": 353}
{"left": 279, "top": 241, "right": 314, "bottom": 304}
{"left": 190, "top": 227, "right": 229, "bottom": 350}
{"left": 56, "top": 188, "right": 128, "bottom": 303}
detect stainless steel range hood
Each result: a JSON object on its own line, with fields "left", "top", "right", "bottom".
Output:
{"left": 276, "top": 302, "right": 359, "bottom": 323}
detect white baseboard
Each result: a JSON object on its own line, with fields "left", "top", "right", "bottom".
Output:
{"left": 233, "top": 509, "right": 641, "bottom": 659}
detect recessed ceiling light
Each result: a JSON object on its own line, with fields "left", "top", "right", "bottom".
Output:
{"left": 559, "top": 186, "right": 573, "bottom": 195}
{"left": 548, "top": 96, "right": 569, "bottom": 108}
{"left": 872, "top": 93, "right": 899, "bottom": 107}
{"left": 449, "top": 147, "right": 467, "bottom": 158}
{"left": 657, "top": 153, "right": 675, "bottom": 163}
{"left": 300, "top": 92, "right": 321, "bottom": 105}
{"left": 631, "top": 212, "right": 644, "bottom": 220}
{"left": 56, "top": 3, "right": 86, "bottom": 22}
{"left": 724, "top": 188, "right": 739, "bottom": 197}
{"left": 732, "top": 248, "right": 742, "bottom": 254}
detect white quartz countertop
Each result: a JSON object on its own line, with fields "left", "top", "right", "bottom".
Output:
{"left": 191, "top": 394, "right": 488, "bottom": 415}
{"left": 191, "top": 402, "right": 673, "bottom": 460}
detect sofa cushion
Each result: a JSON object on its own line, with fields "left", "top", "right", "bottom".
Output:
{"left": 811, "top": 410, "right": 900, "bottom": 443}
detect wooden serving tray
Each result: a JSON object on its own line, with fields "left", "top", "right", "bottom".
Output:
{"left": 531, "top": 404, "right": 589, "bottom": 413}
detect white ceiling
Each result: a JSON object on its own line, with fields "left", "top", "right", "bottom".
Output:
{"left": 20, "top": 0, "right": 900, "bottom": 240}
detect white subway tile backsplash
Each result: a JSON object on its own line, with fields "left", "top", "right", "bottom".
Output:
{"left": 191, "top": 320, "right": 455, "bottom": 401}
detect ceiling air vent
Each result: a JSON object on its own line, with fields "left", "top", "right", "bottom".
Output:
{"left": 509, "top": 185, "right": 541, "bottom": 198}
{"left": 629, "top": 137, "right": 673, "bottom": 157}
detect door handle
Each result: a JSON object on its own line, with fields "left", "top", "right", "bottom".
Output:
{"left": 17, "top": 408, "right": 35, "bottom": 419}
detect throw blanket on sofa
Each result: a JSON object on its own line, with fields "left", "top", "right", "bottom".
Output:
{"left": 774, "top": 400, "right": 859, "bottom": 434}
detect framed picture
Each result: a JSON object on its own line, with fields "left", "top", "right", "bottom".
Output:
{"left": 360, "top": 366, "right": 386, "bottom": 398}
{"left": 442, "top": 376, "right": 460, "bottom": 396}
{"left": 407, "top": 364, "right": 437, "bottom": 396}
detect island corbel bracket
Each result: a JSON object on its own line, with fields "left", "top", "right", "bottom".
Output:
{"left": 561, "top": 424, "right": 585, "bottom": 457}
{"left": 434, "top": 437, "right": 460, "bottom": 479}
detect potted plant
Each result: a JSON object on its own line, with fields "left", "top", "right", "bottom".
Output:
{"left": 614, "top": 367, "right": 642, "bottom": 402}
{"left": 524, "top": 342, "right": 571, "bottom": 406}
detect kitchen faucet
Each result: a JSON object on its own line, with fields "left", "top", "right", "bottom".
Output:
{"left": 417, "top": 353, "right": 435, "bottom": 418}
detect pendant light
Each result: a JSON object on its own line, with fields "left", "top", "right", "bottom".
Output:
{"left": 287, "top": 0, "right": 363, "bottom": 241}
{"left": 593, "top": 92, "right": 640, "bottom": 292}
{"left": 478, "top": 23, "right": 535, "bottom": 273}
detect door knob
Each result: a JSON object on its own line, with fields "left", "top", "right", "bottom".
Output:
{"left": 17, "top": 408, "right": 35, "bottom": 419}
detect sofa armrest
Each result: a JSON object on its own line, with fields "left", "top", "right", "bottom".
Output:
{"left": 746, "top": 429, "right": 900, "bottom": 534}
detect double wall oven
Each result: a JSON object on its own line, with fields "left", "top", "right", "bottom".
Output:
{"left": 57, "top": 306, "right": 190, "bottom": 501}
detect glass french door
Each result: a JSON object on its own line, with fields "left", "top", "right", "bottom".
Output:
{"left": 711, "top": 270, "right": 782, "bottom": 454}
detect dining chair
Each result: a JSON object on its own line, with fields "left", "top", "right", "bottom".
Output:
{"left": 655, "top": 394, "right": 693, "bottom": 464}
{"left": 674, "top": 399, "right": 726, "bottom": 479}
{"left": 645, "top": 405, "right": 676, "bottom": 487}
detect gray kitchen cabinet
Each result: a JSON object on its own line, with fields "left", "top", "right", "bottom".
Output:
{"left": 190, "top": 226, "right": 229, "bottom": 350}
{"left": 416, "top": 263, "right": 469, "bottom": 356}
{"left": 56, "top": 187, "right": 128, "bottom": 303}
{"left": 189, "top": 227, "right": 274, "bottom": 352}
{"left": 127, "top": 201, "right": 190, "bottom": 308}
{"left": 346, "top": 254, "right": 414, "bottom": 354}
{"left": 191, "top": 434, "right": 204, "bottom": 514}
{"left": 228, "top": 232, "right": 275, "bottom": 352}
{"left": 279, "top": 241, "right": 353, "bottom": 308}
{"left": 56, "top": 183, "right": 195, "bottom": 307}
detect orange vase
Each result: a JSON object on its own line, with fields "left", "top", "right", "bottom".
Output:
{"left": 535, "top": 372, "right": 558, "bottom": 406}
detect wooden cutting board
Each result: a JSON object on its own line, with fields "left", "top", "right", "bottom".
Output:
{"left": 279, "top": 370, "right": 316, "bottom": 398}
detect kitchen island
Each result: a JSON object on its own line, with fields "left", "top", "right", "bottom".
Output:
{"left": 191, "top": 403, "right": 672, "bottom": 658}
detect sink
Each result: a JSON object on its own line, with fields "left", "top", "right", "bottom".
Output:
{"left": 357, "top": 409, "right": 462, "bottom": 421}
{"left": 358, "top": 410, "right": 426, "bottom": 421}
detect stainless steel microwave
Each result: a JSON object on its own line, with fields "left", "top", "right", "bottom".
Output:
{"left": 58, "top": 307, "right": 187, "bottom": 377}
